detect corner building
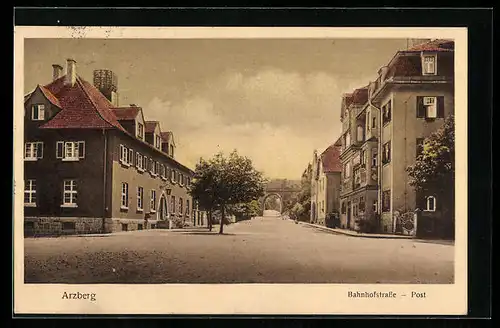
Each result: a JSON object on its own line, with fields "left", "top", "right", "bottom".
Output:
{"left": 339, "top": 39, "right": 455, "bottom": 234}
{"left": 23, "top": 59, "right": 205, "bottom": 235}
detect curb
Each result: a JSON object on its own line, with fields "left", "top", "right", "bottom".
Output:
{"left": 298, "top": 221, "right": 416, "bottom": 239}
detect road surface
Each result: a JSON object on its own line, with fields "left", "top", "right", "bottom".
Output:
{"left": 24, "top": 216, "right": 454, "bottom": 284}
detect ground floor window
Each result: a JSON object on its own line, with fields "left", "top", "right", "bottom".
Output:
{"left": 137, "top": 187, "right": 143, "bottom": 211}
{"left": 425, "top": 196, "right": 437, "bottom": 212}
{"left": 150, "top": 190, "right": 157, "bottom": 212}
{"left": 121, "top": 182, "right": 129, "bottom": 209}
{"left": 24, "top": 179, "right": 36, "bottom": 205}
{"left": 63, "top": 180, "right": 78, "bottom": 206}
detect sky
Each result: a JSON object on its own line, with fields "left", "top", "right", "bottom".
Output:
{"left": 24, "top": 38, "right": 408, "bottom": 179}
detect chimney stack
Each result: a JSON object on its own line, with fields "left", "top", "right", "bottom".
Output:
{"left": 52, "top": 64, "right": 63, "bottom": 81}
{"left": 65, "top": 58, "right": 77, "bottom": 86}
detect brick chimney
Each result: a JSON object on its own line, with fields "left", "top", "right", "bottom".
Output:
{"left": 52, "top": 64, "right": 63, "bottom": 81}
{"left": 65, "top": 58, "right": 77, "bottom": 86}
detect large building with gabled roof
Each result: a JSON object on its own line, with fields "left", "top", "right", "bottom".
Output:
{"left": 23, "top": 59, "right": 205, "bottom": 235}
{"left": 338, "top": 39, "right": 455, "bottom": 237}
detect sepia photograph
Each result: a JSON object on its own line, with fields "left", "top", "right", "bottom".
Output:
{"left": 14, "top": 26, "right": 468, "bottom": 315}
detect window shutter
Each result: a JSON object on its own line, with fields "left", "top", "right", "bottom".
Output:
{"left": 437, "top": 96, "right": 445, "bottom": 118}
{"left": 36, "top": 142, "right": 43, "bottom": 158}
{"left": 56, "top": 142, "right": 64, "bottom": 158}
{"left": 39, "top": 106, "right": 45, "bottom": 120}
{"left": 416, "top": 96, "right": 425, "bottom": 118}
{"left": 78, "top": 141, "right": 85, "bottom": 159}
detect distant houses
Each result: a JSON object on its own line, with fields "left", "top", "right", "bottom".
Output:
{"left": 306, "top": 39, "right": 455, "bottom": 238}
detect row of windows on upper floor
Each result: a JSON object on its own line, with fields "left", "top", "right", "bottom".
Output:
{"left": 23, "top": 140, "right": 191, "bottom": 188}
{"left": 343, "top": 96, "right": 446, "bottom": 139}
{"left": 119, "top": 144, "right": 191, "bottom": 187}
{"left": 28, "top": 104, "right": 174, "bottom": 157}
{"left": 342, "top": 137, "right": 428, "bottom": 182}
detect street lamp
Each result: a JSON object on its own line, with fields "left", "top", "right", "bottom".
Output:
{"left": 160, "top": 183, "right": 172, "bottom": 228}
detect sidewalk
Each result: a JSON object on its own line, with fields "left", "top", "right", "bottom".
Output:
{"left": 298, "top": 221, "right": 416, "bottom": 239}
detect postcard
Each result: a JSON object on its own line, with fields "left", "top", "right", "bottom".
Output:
{"left": 13, "top": 26, "right": 467, "bottom": 315}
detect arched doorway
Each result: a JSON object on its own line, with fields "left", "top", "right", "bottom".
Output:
{"left": 157, "top": 192, "right": 169, "bottom": 228}
{"left": 261, "top": 193, "right": 283, "bottom": 216}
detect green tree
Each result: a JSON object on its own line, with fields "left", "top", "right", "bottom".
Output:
{"left": 228, "top": 200, "right": 261, "bottom": 221}
{"left": 407, "top": 115, "right": 455, "bottom": 230}
{"left": 189, "top": 150, "right": 266, "bottom": 234}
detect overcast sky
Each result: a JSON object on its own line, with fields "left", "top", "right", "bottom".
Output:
{"left": 24, "top": 38, "right": 407, "bottom": 179}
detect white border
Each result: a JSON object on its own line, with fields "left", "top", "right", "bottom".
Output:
{"left": 13, "top": 26, "right": 467, "bottom": 315}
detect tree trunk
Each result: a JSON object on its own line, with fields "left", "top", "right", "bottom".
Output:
{"left": 208, "top": 210, "right": 213, "bottom": 232}
{"left": 219, "top": 204, "right": 225, "bottom": 234}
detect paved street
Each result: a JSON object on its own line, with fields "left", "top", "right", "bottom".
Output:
{"left": 24, "top": 216, "right": 454, "bottom": 284}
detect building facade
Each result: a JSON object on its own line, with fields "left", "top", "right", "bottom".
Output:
{"left": 339, "top": 39, "right": 455, "bottom": 234}
{"left": 23, "top": 59, "right": 205, "bottom": 235}
{"left": 310, "top": 139, "right": 342, "bottom": 226}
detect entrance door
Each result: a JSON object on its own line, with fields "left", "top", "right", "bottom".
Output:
{"left": 159, "top": 195, "right": 168, "bottom": 221}
{"left": 347, "top": 201, "right": 352, "bottom": 229}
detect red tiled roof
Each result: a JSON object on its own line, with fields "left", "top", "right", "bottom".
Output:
{"left": 111, "top": 107, "right": 140, "bottom": 120}
{"left": 38, "top": 85, "right": 62, "bottom": 108}
{"left": 145, "top": 121, "right": 159, "bottom": 133}
{"left": 160, "top": 131, "right": 173, "bottom": 142}
{"left": 351, "top": 87, "right": 369, "bottom": 105}
{"left": 39, "top": 75, "right": 126, "bottom": 131}
{"left": 321, "top": 144, "right": 342, "bottom": 173}
{"left": 343, "top": 93, "right": 354, "bottom": 107}
{"left": 406, "top": 39, "right": 454, "bottom": 52}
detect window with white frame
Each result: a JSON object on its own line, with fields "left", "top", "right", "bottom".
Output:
{"left": 142, "top": 156, "right": 148, "bottom": 170}
{"left": 150, "top": 190, "right": 156, "bottom": 212}
{"left": 56, "top": 141, "right": 84, "bottom": 161}
{"left": 371, "top": 148, "right": 378, "bottom": 167}
{"left": 417, "top": 96, "right": 444, "bottom": 119}
{"left": 186, "top": 199, "right": 190, "bottom": 216}
{"left": 62, "top": 180, "right": 77, "bottom": 207}
{"left": 155, "top": 135, "right": 161, "bottom": 149}
{"left": 425, "top": 196, "right": 437, "bottom": 211}
{"left": 160, "top": 164, "right": 166, "bottom": 179}
{"left": 155, "top": 161, "right": 160, "bottom": 176}
{"left": 128, "top": 148, "right": 134, "bottom": 166}
{"left": 179, "top": 197, "right": 183, "bottom": 215}
{"left": 422, "top": 55, "right": 437, "bottom": 75}
{"left": 137, "top": 122, "right": 144, "bottom": 140}
{"left": 179, "top": 173, "right": 184, "bottom": 186}
{"left": 119, "top": 144, "right": 130, "bottom": 165}
{"left": 24, "top": 142, "right": 43, "bottom": 160}
{"left": 170, "top": 169, "right": 176, "bottom": 183}
{"left": 31, "top": 104, "right": 45, "bottom": 121}
{"left": 137, "top": 187, "right": 143, "bottom": 211}
{"left": 121, "top": 182, "right": 129, "bottom": 209}
{"left": 150, "top": 159, "right": 157, "bottom": 176}
{"left": 136, "top": 152, "right": 144, "bottom": 171}
{"left": 24, "top": 179, "right": 36, "bottom": 206}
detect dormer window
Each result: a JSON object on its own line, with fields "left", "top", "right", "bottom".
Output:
{"left": 422, "top": 54, "right": 437, "bottom": 75}
{"left": 169, "top": 144, "right": 174, "bottom": 157}
{"left": 137, "top": 123, "right": 144, "bottom": 140}
{"left": 32, "top": 104, "right": 45, "bottom": 121}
